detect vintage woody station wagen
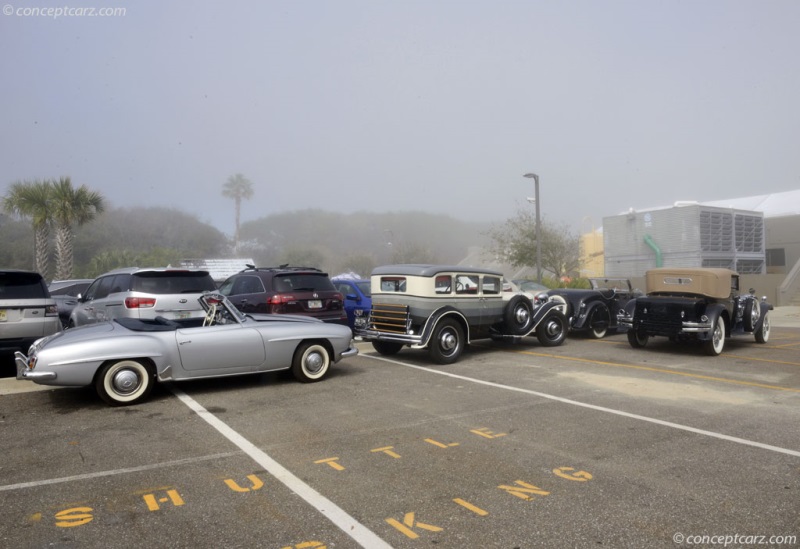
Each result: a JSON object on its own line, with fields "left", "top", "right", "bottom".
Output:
{"left": 617, "top": 267, "right": 772, "bottom": 356}
{"left": 356, "top": 264, "right": 569, "bottom": 364}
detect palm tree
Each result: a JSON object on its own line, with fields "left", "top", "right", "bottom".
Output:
{"left": 50, "top": 177, "right": 106, "bottom": 280}
{"left": 222, "top": 173, "right": 254, "bottom": 251}
{"left": 2, "top": 179, "right": 54, "bottom": 278}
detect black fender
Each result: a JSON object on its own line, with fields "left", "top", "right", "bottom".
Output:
{"left": 702, "top": 303, "right": 729, "bottom": 339}
{"left": 754, "top": 301, "right": 774, "bottom": 331}
{"left": 419, "top": 307, "right": 470, "bottom": 346}
{"left": 572, "top": 301, "right": 609, "bottom": 331}
{"left": 622, "top": 299, "right": 637, "bottom": 316}
{"left": 529, "top": 300, "right": 568, "bottom": 334}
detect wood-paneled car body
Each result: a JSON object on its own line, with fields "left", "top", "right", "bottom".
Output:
{"left": 16, "top": 293, "right": 358, "bottom": 406}
{"left": 356, "top": 264, "right": 568, "bottom": 364}
{"left": 617, "top": 267, "right": 772, "bottom": 356}
{"left": 545, "top": 278, "right": 642, "bottom": 338}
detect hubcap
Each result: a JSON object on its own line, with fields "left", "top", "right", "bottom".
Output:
{"left": 440, "top": 331, "right": 457, "bottom": 352}
{"left": 514, "top": 306, "right": 530, "bottom": 324}
{"left": 112, "top": 369, "right": 140, "bottom": 394}
{"left": 713, "top": 323, "right": 723, "bottom": 350}
{"left": 546, "top": 320, "right": 561, "bottom": 337}
{"left": 305, "top": 351, "right": 324, "bottom": 373}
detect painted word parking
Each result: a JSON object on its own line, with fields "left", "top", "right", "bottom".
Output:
{"left": 7, "top": 418, "right": 592, "bottom": 548}
{"left": 312, "top": 428, "right": 592, "bottom": 541}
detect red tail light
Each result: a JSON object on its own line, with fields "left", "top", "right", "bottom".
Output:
{"left": 125, "top": 297, "right": 156, "bottom": 309}
{"left": 268, "top": 294, "right": 287, "bottom": 314}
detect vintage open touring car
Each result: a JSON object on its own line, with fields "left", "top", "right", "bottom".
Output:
{"left": 617, "top": 267, "right": 772, "bottom": 356}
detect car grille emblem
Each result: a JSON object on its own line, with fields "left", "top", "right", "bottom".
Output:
{"left": 179, "top": 299, "right": 187, "bottom": 304}
{"left": 313, "top": 293, "right": 319, "bottom": 299}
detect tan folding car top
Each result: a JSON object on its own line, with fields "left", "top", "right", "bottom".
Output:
{"left": 645, "top": 268, "right": 737, "bottom": 299}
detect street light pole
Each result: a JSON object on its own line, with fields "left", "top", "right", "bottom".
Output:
{"left": 523, "top": 173, "right": 542, "bottom": 285}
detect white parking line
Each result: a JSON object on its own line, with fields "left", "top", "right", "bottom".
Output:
{"left": 0, "top": 452, "right": 240, "bottom": 492}
{"left": 171, "top": 387, "right": 393, "bottom": 549}
{"left": 365, "top": 355, "right": 800, "bottom": 458}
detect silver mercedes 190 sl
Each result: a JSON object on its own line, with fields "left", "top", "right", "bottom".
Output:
{"left": 15, "top": 292, "right": 358, "bottom": 406}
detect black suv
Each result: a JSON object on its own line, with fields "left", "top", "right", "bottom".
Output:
{"left": 219, "top": 266, "right": 347, "bottom": 325}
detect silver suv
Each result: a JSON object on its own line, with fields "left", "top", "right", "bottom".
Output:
{"left": 0, "top": 270, "right": 61, "bottom": 352}
{"left": 68, "top": 267, "right": 217, "bottom": 327}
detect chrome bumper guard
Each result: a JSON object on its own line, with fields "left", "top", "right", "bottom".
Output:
{"left": 680, "top": 321, "right": 713, "bottom": 333}
{"left": 340, "top": 344, "right": 360, "bottom": 358}
{"left": 14, "top": 351, "right": 57, "bottom": 381}
{"left": 356, "top": 329, "right": 423, "bottom": 347}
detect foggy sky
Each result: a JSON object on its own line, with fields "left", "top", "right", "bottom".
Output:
{"left": 2, "top": 0, "right": 799, "bottom": 237}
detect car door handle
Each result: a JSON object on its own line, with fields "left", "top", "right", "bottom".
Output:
{"left": 179, "top": 340, "right": 191, "bottom": 345}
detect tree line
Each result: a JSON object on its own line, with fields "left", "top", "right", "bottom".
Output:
{"left": 3, "top": 173, "right": 582, "bottom": 284}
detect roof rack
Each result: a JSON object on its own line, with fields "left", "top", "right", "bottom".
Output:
{"left": 241, "top": 264, "right": 323, "bottom": 273}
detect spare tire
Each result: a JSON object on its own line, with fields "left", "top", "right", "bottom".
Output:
{"left": 504, "top": 295, "right": 534, "bottom": 335}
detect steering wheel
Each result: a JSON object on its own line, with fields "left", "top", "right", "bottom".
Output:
{"left": 203, "top": 303, "right": 217, "bottom": 327}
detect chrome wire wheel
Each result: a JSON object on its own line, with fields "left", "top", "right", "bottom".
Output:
{"left": 704, "top": 317, "right": 725, "bottom": 356}
{"left": 755, "top": 311, "right": 771, "bottom": 343}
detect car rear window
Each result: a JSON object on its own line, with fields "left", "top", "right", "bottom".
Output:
{"left": 49, "top": 282, "right": 91, "bottom": 296}
{"left": 379, "top": 277, "right": 407, "bottom": 293}
{"left": 131, "top": 271, "right": 217, "bottom": 294}
{"left": 0, "top": 272, "right": 47, "bottom": 299}
{"left": 274, "top": 273, "right": 335, "bottom": 292}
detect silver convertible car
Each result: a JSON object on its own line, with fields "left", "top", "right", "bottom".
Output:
{"left": 15, "top": 292, "right": 358, "bottom": 406}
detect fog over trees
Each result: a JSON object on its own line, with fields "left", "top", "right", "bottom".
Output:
{"left": 0, "top": 206, "right": 493, "bottom": 279}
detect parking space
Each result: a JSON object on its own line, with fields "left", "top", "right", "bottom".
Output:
{"left": 1, "top": 327, "right": 798, "bottom": 548}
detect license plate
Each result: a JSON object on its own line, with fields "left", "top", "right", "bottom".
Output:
{"left": 0, "top": 310, "right": 6, "bottom": 322}
{"left": 308, "top": 300, "right": 322, "bottom": 309}
{"left": 175, "top": 311, "right": 190, "bottom": 319}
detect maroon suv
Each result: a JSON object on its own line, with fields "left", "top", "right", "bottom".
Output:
{"left": 218, "top": 266, "right": 347, "bottom": 325}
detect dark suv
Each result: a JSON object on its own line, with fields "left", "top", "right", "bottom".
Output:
{"left": 1, "top": 270, "right": 61, "bottom": 352}
{"left": 219, "top": 266, "right": 347, "bottom": 325}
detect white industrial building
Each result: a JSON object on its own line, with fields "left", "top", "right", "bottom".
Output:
{"left": 602, "top": 189, "right": 800, "bottom": 305}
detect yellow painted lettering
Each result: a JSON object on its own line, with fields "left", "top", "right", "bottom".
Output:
{"left": 371, "top": 446, "right": 401, "bottom": 458}
{"left": 498, "top": 480, "right": 550, "bottom": 501}
{"left": 453, "top": 498, "right": 488, "bottom": 516}
{"left": 314, "top": 457, "right": 345, "bottom": 471}
{"left": 424, "top": 438, "right": 460, "bottom": 449}
{"left": 470, "top": 427, "right": 507, "bottom": 439}
{"left": 553, "top": 467, "right": 593, "bottom": 482}
{"left": 54, "top": 507, "right": 93, "bottom": 528}
{"left": 143, "top": 489, "right": 185, "bottom": 511}
{"left": 224, "top": 474, "right": 264, "bottom": 492}
{"left": 386, "top": 512, "right": 442, "bottom": 539}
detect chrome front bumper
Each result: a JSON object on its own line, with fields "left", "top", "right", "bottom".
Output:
{"left": 14, "top": 351, "right": 56, "bottom": 381}
{"left": 679, "top": 321, "right": 713, "bottom": 333}
{"left": 340, "top": 344, "right": 360, "bottom": 359}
